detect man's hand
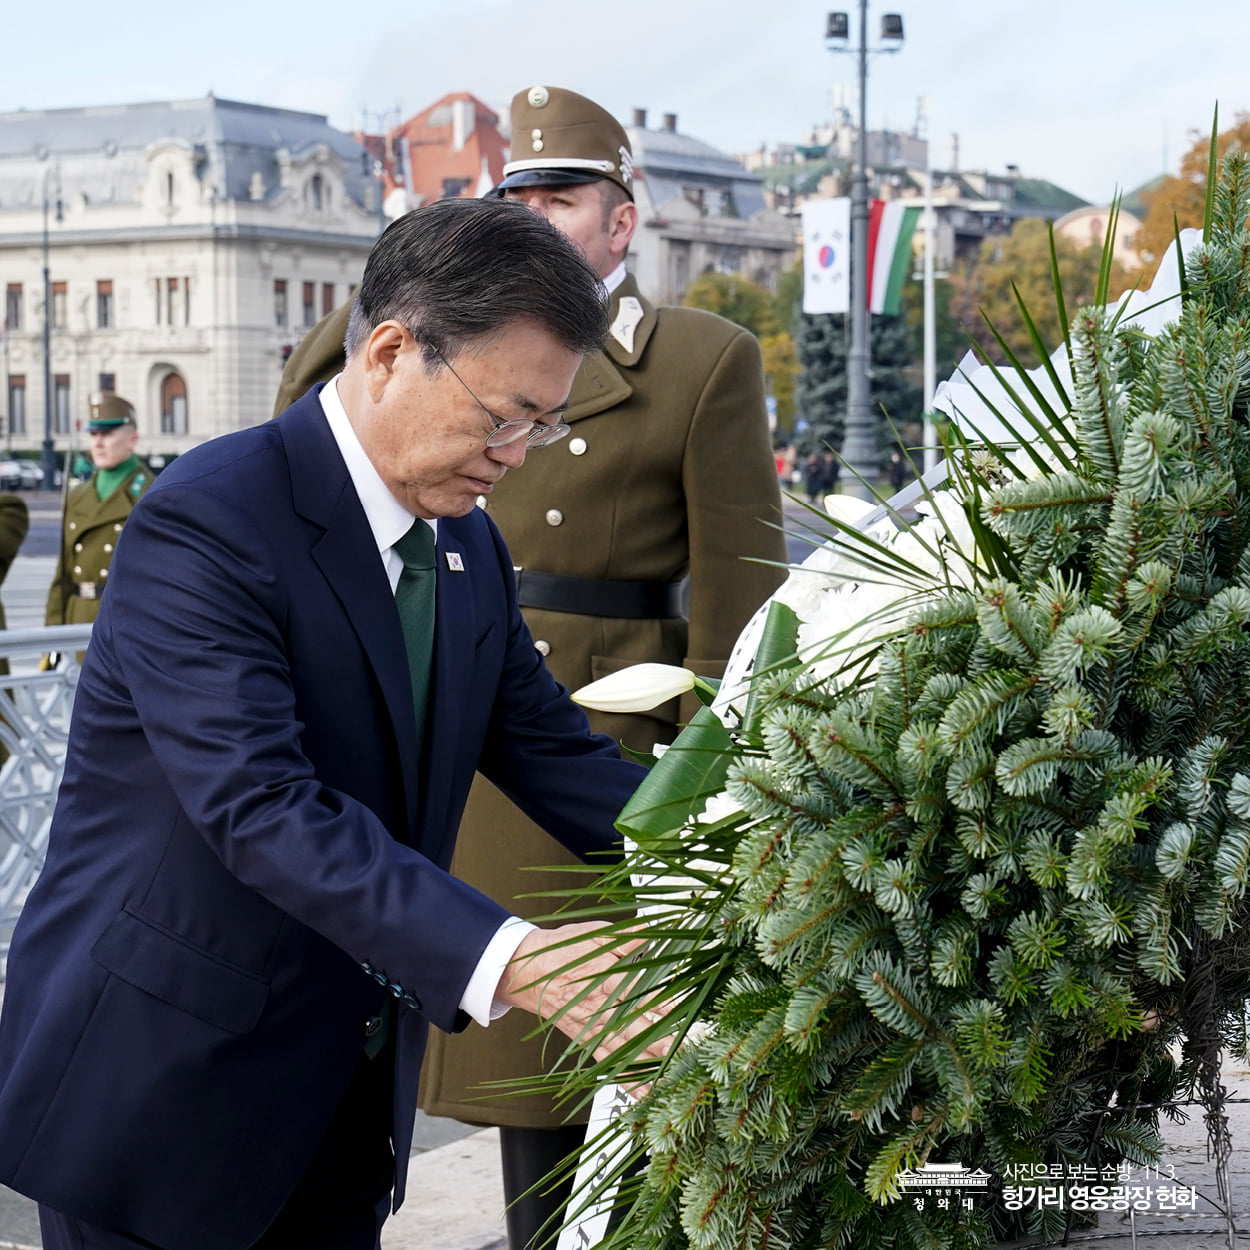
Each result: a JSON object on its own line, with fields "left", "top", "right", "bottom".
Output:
{"left": 498, "top": 921, "right": 671, "bottom": 1070}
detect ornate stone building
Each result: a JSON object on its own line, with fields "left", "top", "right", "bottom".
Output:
{"left": 623, "top": 110, "right": 796, "bottom": 304}
{"left": 0, "top": 95, "right": 379, "bottom": 458}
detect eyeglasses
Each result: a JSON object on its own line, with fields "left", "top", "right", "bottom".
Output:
{"left": 423, "top": 339, "right": 570, "bottom": 449}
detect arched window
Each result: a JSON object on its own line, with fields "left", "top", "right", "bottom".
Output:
{"left": 307, "top": 174, "right": 324, "bottom": 211}
{"left": 165, "top": 171, "right": 175, "bottom": 207}
{"left": 161, "top": 372, "right": 188, "bottom": 434}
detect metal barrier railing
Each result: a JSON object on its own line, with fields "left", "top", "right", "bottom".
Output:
{"left": 0, "top": 624, "right": 93, "bottom": 980}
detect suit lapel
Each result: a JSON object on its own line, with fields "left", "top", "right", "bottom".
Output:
{"left": 279, "top": 392, "right": 421, "bottom": 830}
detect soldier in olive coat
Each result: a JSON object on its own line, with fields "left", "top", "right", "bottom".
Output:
{"left": 45, "top": 394, "right": 152, "bottom": 627}
{"left": 275, "top": 86, "right": 787, "bottom": 1250}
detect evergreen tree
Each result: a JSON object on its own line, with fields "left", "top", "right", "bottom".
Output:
{"left": 796, "top": 313, "right": 922, "bottom": 461}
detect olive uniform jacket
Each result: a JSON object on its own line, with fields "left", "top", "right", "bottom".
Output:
{"left": 0, "top": 493, "right": 30, "bottom": 680}
{"left": 45, "top": 461, "right": 152, "bottom": 626}
{"left": 275, "top": 277, "right": 787, "bottom": 1128}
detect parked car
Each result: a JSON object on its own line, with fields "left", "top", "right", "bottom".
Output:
{"left": 0, "top": 461, "right": 23, "bottom": 491}
{"left": 15, "top": 461, "right": 42, "bottom": 489}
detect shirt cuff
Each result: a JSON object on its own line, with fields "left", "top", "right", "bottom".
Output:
{"left": 459, "top": 915, "right": 538, "bottom": 1027}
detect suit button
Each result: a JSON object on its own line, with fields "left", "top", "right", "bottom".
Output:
{"left": 74, "top": 542, "right": 83, "bottom": 552}
{"left": 545, "top": 509, "right": 563, "bottom": 526}
{"left": 569, "top": 437, "right": 587, "bottom": 456}
{"left": 534, "top": 640, "right": 551, "bottom": 656}
{"left": 363, "top": 1015, "right": 383, "bottom": 1037}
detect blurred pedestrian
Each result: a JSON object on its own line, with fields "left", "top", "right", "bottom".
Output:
{"left": 821, "top": 450, "right": 840, "bottom": 498}
{"left": 803, "top": 451, "right": 825, "bottom": 504}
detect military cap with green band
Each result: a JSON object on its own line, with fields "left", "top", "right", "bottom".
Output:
{"left": 497, "top": 85, "right": 635, "bottom": 202}
{"left": 87, "top": 392, "right": 137, "bottom": 432}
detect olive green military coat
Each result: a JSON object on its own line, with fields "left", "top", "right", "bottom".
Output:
{"left": 274, "top": 278, "right": 787, "bottom": 1128}
{"left": 0, "top": 494, "right": 30, "bottom": 680}
{"left": 46, "top": 462, "right": 152, "bottom": 626}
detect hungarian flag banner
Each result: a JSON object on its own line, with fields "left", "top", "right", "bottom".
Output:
{"left": 866, "top": 199, "right": 922, "bottom": 315}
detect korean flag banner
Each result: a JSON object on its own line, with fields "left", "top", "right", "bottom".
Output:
{"left": 801, "top": 197, "right": 850, "bottom": 314}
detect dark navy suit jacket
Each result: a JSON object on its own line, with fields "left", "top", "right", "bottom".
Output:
{"left": 0, "top": 388, "right": 642, "bottom": 1250}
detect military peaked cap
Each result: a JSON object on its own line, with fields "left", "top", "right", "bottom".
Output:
{"left": 498, "top": 85, "right": 635, "bottom": 201}
{"left": 87, "top": 392, "right": 137, "bottom": 431}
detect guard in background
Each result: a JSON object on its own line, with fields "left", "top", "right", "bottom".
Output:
{"left": 274, "top": 86, "right": 787, "bottom": 1250}
{"left": 46, "top": 394, "right": 152, "bottom": 627}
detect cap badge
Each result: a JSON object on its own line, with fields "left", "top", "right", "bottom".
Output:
{"left": 527, "top": 86, "right": 550, "bottom": 109}
{"left": 618, "top": 146, "right": 634, "bottom": 185}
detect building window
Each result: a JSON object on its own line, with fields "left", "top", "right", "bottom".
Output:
{"left": 274, "top": 280, "right": 288, "bottom": 328}
{"left": 161, "top": 371, "right": 188, "bottom": 434}
{"left": 98, "top": 373, "right": 115, "bottom": 393}
{"left": 5, "top": 284, "right": 21, "bottom": 332}
{"left": 302, "top": 282, "right": 316, "bottom": 327}
{"left": 97, "top": 280, "right": 114, "bottom": 329}
{"left": 54, "top": 374, "right": 71, "bottom": 435}
{"left": 7, "top": 376, "right": 25, "bottom": 436}
{"left": 307, "top": 174, "right": 324, "bottom": 211}
{"left": 155, "top": 277, "right": 190, "bottom": 327}
{"left": 322, "top": 282, "right": 335, "bottom": 316}
{"left": 52, "top": 282, "right": 67, "bottom": 330}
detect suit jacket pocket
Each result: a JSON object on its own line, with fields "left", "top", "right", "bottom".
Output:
{"left": 90, "top": 907, "right": 270, "bottom": 1035}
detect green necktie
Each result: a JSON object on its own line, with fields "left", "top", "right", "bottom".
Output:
{"left": 393, "top": 520, "right": 438, "bottom": 757}
{"left": 364, "top": 520, "right": 436, "bottom": 1061}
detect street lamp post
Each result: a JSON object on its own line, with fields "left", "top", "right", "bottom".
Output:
{"left": 41, "top": 165, "right": 62, "bottom": 491}
{"left": 827, "top": 5, "right": 904, "bottom": 498}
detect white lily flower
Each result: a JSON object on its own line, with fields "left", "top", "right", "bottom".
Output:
{"left": 572, "top": 663, "right": 695, "bottom": 713}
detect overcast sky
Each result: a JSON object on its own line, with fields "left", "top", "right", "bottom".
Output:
{"left": 2, "top": 0, "right": 1244, "bottom": 206}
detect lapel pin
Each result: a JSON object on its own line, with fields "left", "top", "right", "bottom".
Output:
{"left": 446, "top": 552, "right": 465, "bottom": 571}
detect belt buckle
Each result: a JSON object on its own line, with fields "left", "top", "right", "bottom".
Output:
{"left": 79, "top": 582, "right": 98, "bottom": 600}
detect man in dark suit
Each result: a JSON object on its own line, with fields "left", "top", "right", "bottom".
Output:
{"left": 0, "top": 198, "right": 656, "bottom": 1250}
{"left": 276, "top": 86, "right": 786, "bottom": 1250}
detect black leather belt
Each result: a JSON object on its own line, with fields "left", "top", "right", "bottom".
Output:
{"left": 514, "top": 569, "right": 684, "bottom": 619}
{"left": 73, "top": 582, "right": 102, "bottom": 600}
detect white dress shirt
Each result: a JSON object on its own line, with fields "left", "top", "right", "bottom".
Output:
{"left": 320, "top": 377, "right": 535, "bottom": 1027}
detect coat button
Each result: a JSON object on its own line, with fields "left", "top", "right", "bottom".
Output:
{"left": 534, "top": 640, "right": 551, "bottom": 656}
{"left": 73, "top": 566, "right": 82, "bottom": 575}
{"left": 363, "top": 1015, "right": 383, "bottom": 1037}
{"left": 103, "top": 543, "right": 113, "bottom": 553}
{"left": 69, "top": 522, "right": 77, "bottom": 531}
{"left": 569, "top": 438, "right": 587, "bottom": 456}
{"left": 114, "top": 523, "right": 122, "bottom": 532}
{"left": 74, "top": 542, "right": 83, "bottom": 552}
{"left": 545, "top": 509, "right": 563, "bottom": 526}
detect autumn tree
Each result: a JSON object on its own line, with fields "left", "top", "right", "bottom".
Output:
{"left": 946, "top": 217, "right": 1126, "bottom": 367}
{"left": 1136, "top": 113, "right": 1250, "bottom": 277}
{"left": 684, "top": 271, "right": 801, "bottom": 430}
{"left": 682, "top": 272, "right": 779, "bottom": 338}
